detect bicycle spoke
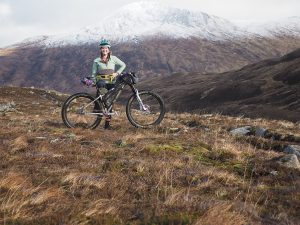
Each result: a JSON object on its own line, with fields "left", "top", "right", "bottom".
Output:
{"left": 127, "top": 91, "right": 165, "bottom": 127}
{"left": 62, "top": 94, "right": 102, "bottom": 129}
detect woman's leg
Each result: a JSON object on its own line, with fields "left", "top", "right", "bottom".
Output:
{"left": 96, "top": 80, "right": 108, "bottom": 95}
{"left": 104, "top": 84, "right": 115, "bottom": 129}
{"left": 95, "top": 80, "right": 111, "bottom": 129}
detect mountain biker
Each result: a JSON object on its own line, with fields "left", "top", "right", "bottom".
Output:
{"left": 92, "top": 39, "right": 126, "bottom": 129}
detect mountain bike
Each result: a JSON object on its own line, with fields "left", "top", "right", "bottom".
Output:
{"left": 61, "top": 72, "right": 165, "bottom": 129}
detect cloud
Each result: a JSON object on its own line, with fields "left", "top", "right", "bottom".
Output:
{"left": 0, "top": 2, "right": 11, "bottom": 16}
{"left": 2, "top": 0, "right": 134, "bottom": 28}
{"left": 0, "top": 0, "right": 136, "bottom": 47}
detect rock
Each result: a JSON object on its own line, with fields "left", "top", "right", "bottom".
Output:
{"left": 0, "top": 102, "right": 16, "bottom": 112}
{"left": 230, "top": 126, "right": 252, "bottom": 136}
{"left": 278, "top": 154, "right": 300, "bottom": 169}
{"left": 255, "top": 127, "right": 267, "bottom": 137}
{"left": 284, "top": 145, "right": 300, "bottom": 158}
{"left": 201, "top": 114, "right": 213, "bottom": 118}
{"left": 36, "top": 136, "right": 47, "bottom": 140}
{"left": 183, "top": 128, "right": 189, "bottom": 133}
{"left": 115, "top": 139, "right": 127, "bottom": 147}
{"left": 169, "top": 127, "right": 181, "bottom": 133}
{"left": 26, "top": 151, "right": 53, "bottom": 158}
{"left": 270, "top": 170, "right": 278, "bottom": 176}
{"left": 50, "top": 138, "right": 60, "bottom": 144}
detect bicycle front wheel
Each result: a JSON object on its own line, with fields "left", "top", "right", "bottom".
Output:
{"left": 61, "top": 93, "right": 102, "bottom": 129}
{"left": 126, "top": 91, "right": 165, "bottom": 128}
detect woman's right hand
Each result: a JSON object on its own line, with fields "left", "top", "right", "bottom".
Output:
{"left": 81, "top": 77, "right": 95, "bottom": 86}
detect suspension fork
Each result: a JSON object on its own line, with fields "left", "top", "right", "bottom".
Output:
{"left": 131, "top": 86, "right": 148, "bottom": 111}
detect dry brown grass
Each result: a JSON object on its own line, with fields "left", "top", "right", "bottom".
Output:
{"left": 194, "top": 202, "right": 250, "bottom": 225}
{"left": 0, "top": 86, "right": 299, "bottom": 224}
{"left": 10, "top": 135, "right": 29, "bottom": 153}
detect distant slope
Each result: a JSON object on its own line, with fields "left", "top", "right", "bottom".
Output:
{"left": 140, "top": 48, "right": 300, "bottom": 122}
{"left": 1, "top": 36, "right": 300, "bottom": 93}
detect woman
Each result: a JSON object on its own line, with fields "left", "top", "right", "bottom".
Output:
{"left": 92, "top": 39, "right": 126, "bottom": 129}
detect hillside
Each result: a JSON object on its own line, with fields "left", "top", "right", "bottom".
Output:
{"left": 0, "top": 86, "right": 299, "bottom": 224}
{"left": 1, "top": 35, "right": 300, "bottom": 94}
{"left": 140, "top": 48, "right": 300, "bottom": 122}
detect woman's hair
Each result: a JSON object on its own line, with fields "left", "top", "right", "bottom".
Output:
{"left": 100, "top": 48, "right": 111, "bottom": 63}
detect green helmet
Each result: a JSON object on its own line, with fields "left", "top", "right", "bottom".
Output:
{"left": 99, "top": 39, "right": 111, "bottom": 48}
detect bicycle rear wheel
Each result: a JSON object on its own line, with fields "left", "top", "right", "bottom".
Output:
{"left": 126, "top": 91, "right": 165, "bottom": 128}
{"left": 61, "top": 93, "right": 102, "bottom": 129}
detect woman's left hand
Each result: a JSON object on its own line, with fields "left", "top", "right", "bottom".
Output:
{"left": 112, "top": 73, "right": 119, "bottom": 78}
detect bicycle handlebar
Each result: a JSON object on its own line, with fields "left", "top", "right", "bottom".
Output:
{"left": 81, "top": 72, "right": 138, "bottom": 87}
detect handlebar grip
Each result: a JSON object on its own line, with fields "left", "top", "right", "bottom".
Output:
{"left": 81, "top": 77, "right": 95, "bottom": 86}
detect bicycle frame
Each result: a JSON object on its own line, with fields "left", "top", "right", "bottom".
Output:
{"left": 79, "top": 74, "right": 148, "bottom": 117}
{"left": 62, "top": 72, "right": 165, "bottom": 129}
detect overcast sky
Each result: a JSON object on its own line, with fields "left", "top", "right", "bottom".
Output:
{"left": 0, "top": 0, "right": 299, "bottom": 47}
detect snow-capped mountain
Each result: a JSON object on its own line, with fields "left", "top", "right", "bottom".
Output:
{"left": 5, "top": 1, "right": 300, "bottom": 48}
{"left": 85, "top": 1, "right": 246, "bottom": 39}
{"left": 241, "top": 17, "right": 300, "bottom": 37}
{"left": 17, "top": 1, "right": 248, "bottom": 47}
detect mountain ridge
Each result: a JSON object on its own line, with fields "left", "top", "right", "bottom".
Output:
{"left": 1, "top": 36, "right": 300, "bottom": 92}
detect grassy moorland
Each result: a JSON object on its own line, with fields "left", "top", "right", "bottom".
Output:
{"left": 0, "top": 86, "right": 299, "bottom": 225}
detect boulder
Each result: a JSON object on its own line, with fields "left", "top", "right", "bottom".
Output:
{"left": 0, "top": 102, "right": 16, "bottom": 112}
{"left": 230, "top": 126, "right": 252, "bottom": 136}
{"left": 284, "top": 145, "right": 300, "bottom": 158}
{"left": 255, "top": 127, "right": 267, "bottom": 137}
{"left": 278, "top": 154, "right": 300, "bottom": 169}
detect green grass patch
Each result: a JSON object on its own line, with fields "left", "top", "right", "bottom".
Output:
{"left": 189, "top": 144, "right": 253, "bottom": 177}
{"left": 146, "top": 143, "right": 184, "bottom": 154}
